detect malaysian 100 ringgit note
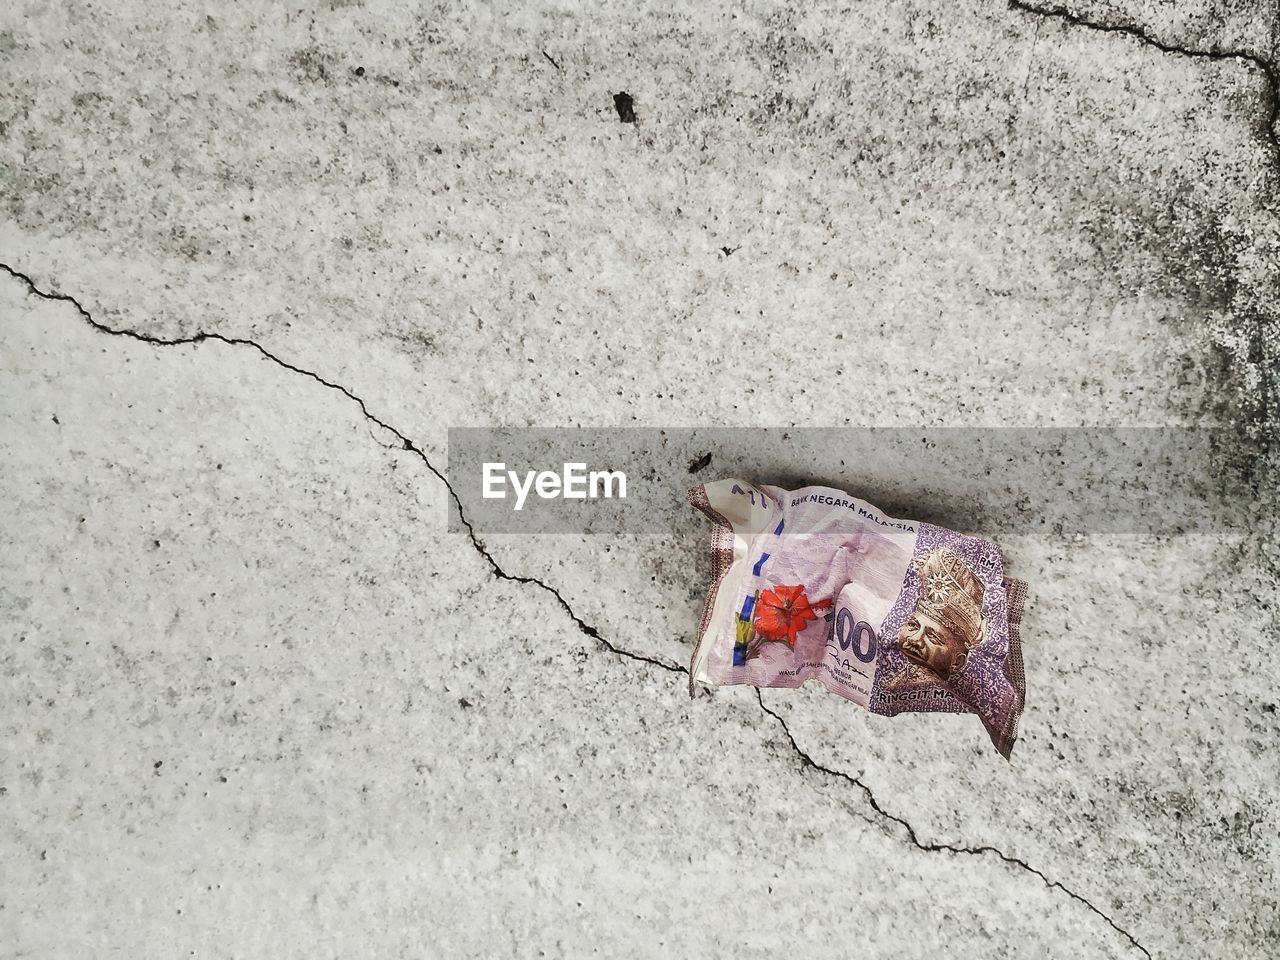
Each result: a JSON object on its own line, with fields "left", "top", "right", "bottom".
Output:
{"left": 688, "top": 480, "right": 1028, "bottom": 757}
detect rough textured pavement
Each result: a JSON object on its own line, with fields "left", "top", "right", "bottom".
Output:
{"left": 2, "top": 1, "right": 1278, "bottom": 957}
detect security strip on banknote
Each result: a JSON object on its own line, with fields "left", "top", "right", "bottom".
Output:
{"left": 688, "top": 479, "right": 1027, "bottom": 757}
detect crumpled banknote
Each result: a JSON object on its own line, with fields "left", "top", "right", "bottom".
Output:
{"left": 689, "top": 479, "right": 1027, "bottom": 757}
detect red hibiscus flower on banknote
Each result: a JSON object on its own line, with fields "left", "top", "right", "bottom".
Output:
{"left": 753, "top": 585, "right": 832, "bottom": 648}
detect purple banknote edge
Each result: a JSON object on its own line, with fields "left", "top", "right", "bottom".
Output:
{"left": 686, "top": 484, "right": 735, "bottom": 698}
{"left": 994, "top": 577, "right": 1029, "bottom": 759}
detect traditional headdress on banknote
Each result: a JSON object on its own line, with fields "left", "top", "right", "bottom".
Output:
{"left": 914, "top": 549, "right": 986, "bottom": 651}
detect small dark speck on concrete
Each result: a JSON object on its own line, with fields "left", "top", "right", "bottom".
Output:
{"left": 152, "top": 539, "right": 161, "bottom": 549}
{"left": 688, "top": 452, "right": 713, "bottom": 474}
{"left": 613, "top": 92, "right": 636, "bottom": 123}
{"left": 542, "top": 50, "right": 561, "bottom": 71}
{"left": 218, "top": 775, "right": 227, "bottom": 783}
{"left": 721, "top": 246, "right": 737, "bottom": 256}
{"left": 51, "top": 414, "right": 60, "bottom": 425}
{"left": 153, "top": 760, "right": 163, "bottom": 770}
{"left": 459, "top": 697, "right": 473, "bottom": 708}
{"left": 354, "top": 65, "right": 365, "bottom": 77}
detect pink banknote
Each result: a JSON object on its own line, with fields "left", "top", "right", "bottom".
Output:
{"left": 688, "top": 480, "right": 1027, "bottom": 757}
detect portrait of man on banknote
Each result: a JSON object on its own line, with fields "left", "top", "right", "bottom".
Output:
{"left": 884, "top": 548, "right": 987, "bottom": 689}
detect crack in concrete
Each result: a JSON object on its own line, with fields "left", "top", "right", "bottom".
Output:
{"left": 1010, "top": 0, "right": 1280, "bottom": 161}
{"left": 4, "top": 261, "right": 1147, "bottom": 956}
{"left": 0, "top": 262, "right": 684, "bottom": 676}
{"left": 754, "top": 689, "right": 1152, "bottom": 959}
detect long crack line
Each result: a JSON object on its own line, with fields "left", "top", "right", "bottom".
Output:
{"left": 0, "top": 261, "right": 682, "bottom": 675}
{"left": 755, "top": 690, "right": 1152, "bottom": 959}
{"left": 1009, "top": 0, "right": 1280, "bottom": 161}
{"left": 5, "top": 261, "right": 1145, "bottom": 956}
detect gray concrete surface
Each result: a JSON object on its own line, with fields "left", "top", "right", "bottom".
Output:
{"left": 2, "top": 1, "right": 1277, "bottom": 957}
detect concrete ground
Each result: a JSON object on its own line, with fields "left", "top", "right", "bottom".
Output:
{"left": 2, "top": 1, "right": 1277, "bottom": 957}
